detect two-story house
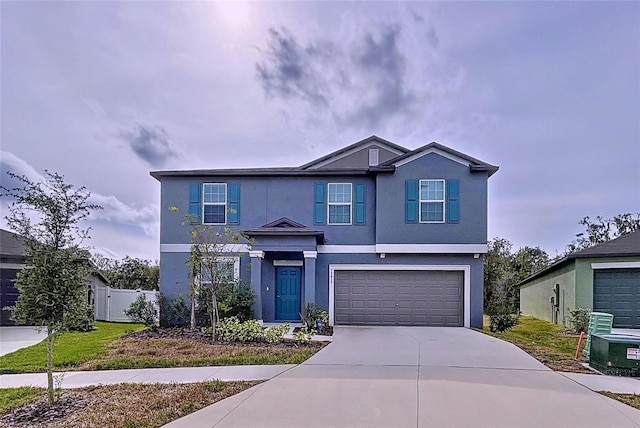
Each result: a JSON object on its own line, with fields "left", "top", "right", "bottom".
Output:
{"left": 151, "top": 136, "right": 498, "bottom": 328}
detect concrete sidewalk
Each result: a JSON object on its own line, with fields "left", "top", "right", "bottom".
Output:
{"left": 0, "top": 365, "right": 295, "bottom": 389}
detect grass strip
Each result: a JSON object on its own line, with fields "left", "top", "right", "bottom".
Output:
{"left": 0, "top": 322, "right": 144, "bottom": 374}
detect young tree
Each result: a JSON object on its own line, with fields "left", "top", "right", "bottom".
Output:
{"left": 1, "top": 171, "right": 101, "bottom": 404}
{"left": 189, "top": 225, "right": 247, "bottom": 341}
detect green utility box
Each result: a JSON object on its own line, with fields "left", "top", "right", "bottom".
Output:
{"left": 582, "top": 312, "right": 614, "bottom": 358}
{"left": 589, "top": 334, "right": 640, "bottom": 377}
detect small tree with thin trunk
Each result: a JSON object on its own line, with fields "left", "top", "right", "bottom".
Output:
{"left": 1, "top": 171, "right": 101, "bottom": 405}
{"left": 190, "top": 225, "right": 248, "bottom": 341}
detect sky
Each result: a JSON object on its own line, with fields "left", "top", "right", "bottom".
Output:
{"left": 1, "top": 1, "right": 639, "bottom": 261}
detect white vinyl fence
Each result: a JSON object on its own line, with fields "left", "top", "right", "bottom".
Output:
{"left": 94, "top": 284, "right": 158, "bottom": 322}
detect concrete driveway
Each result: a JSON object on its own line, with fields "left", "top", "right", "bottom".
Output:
{"left": 165, "top": 327, "right": 640, "bottom": 428}
{"left": 0, "top": 326, "right": 46, "bottom": 357}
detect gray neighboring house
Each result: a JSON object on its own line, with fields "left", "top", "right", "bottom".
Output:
{"left": 0, "top": 228, "right": 109, "bottom": 326}
{"left": 519, "top": 230, "right": 640, "bottom": 328}
{"left": 151, "top": 136, "right": 499, "bottom": 328}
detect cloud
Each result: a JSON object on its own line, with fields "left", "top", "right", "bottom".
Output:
{"left": 120, "top": 124, "right": 177, "bottom": 168}
{"left": 255, "top": 23, "right": 431, "bottom": 129}
{"left": 0, "top": 151, "right": 158, "bottom": 241}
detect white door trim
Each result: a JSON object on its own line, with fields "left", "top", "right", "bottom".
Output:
{"left": 328, "top": 264, "right": 471, "bottom": 328}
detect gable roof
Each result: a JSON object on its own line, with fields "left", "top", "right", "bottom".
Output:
{"left": 518, "top": 230, "right": 640, "bottom": 286}
{"left": 380, "top": 142, "right": 499, "bottom": 177}
{"left": 0, "top": 228, "right": 26, "bottom": 258}
{"left": 298, "top": 135, "right": 409, "bottom": 170}
{"left": 242, "top": 217, "right": 325, "bottom": 243}
{"left": 150, "top": 136, "right": 498, "bottom": 179}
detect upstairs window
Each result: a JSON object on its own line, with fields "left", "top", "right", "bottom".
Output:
{"left": 419, "top": 179, "right": 445, "bottom": 223}
{"left": 203, "top": 183, "right": 227, "bottom": 224}
{"left": 328, "top": 183, "right": 352, "bottom": 224}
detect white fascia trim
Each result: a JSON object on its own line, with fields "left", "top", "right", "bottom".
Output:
{"left": 328, "top": 264, "right": 471, "bottom": 328}
{"left": 311, "top": 142, "right": 405, "bottom": 169}
{"left": 317, "top": 245, "right": 377, "bottom": 254}
{"left": 591, "top": 262, "right": 640, "bottom": 269}
{"left": 375, "top": 244, "right": 487, "bottom": 254}
{"left": 0, "top": 263, "right": 26, "bottom": 269}
{"left": 394, "top": 147, "right": 471, "bottom": 168}
{"left": 160, "top": 243, "right": 250, "bottom": 253}
{"left": 249, "top": 250, "right": 264, "bottom": 259}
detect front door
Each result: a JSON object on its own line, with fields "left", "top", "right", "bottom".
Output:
{"left": 276, "top": 267, "right": 301, "bottom": 321}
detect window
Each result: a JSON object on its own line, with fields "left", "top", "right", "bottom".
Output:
{"left": 199, "top": 257, "right": 240, "bottom": 287}
{"left": 368, "top": 148, "right": 380, "bottom": 166}
{"left": 419, "top": 179, "right": 445, "bottom": 223}
{"left": 203, "top": 183, "right": 227, "bottom": 224}
{"left": 328, "top": 183, "right": 352, "bottom": 224}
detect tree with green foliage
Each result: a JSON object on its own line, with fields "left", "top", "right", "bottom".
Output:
{"left": 1, "top": 171, "right": 101, "bottom": 404}
{"left": 565, "top": 212, "right": 640, "bottom": 254}
{"left": 93, "top": 255, "right": 159, "bottom": 290}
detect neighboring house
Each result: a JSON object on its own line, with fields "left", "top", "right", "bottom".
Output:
{"left": 151, "top": 136, "right": 499, "bottom": 328}
{"left": 519, "top": 230, "right": 640, "bottom": 328}
{"left": 0, "top": 228, "right": 109, "bottom": 326}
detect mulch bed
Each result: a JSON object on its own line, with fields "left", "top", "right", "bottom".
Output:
{"left": 126, "top": 326, "right": 329, "bottom": 348}
{"left": 1, "top": 392, "right": 87, "bottom": 426}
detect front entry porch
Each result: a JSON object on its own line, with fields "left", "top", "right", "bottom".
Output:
{"left": 243, "top": 217, "right": 324, "bottom": 323}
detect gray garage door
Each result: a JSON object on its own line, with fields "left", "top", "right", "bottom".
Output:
{"left": 594, "top": 268, "right": 640, "bottom": 328}
{"left": 334, "top": 270, "right": 463, "bottom": 326}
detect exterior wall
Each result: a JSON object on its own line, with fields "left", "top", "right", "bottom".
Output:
{"left": 519, "top": 262, "right": 576, "bottom": 325}
{"left": 575, "top": 256, "right": 640, "bottom": 309}
{"left": 376, "top": 153, "right": 488, "bottom": 245}
{"left": 159, "top": 175, "right": 377, "bottom": 247}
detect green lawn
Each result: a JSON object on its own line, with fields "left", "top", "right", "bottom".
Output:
{"left": 479, "top": 315, "right": 591, "bottom": 373}
{"left": 0, "top": 322, "right": 144, "bottom": 374}
{"left": 0, "top": 386, "right": 43, "bottom": 413}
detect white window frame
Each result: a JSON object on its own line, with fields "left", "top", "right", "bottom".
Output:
{"left": 419, "top": 179, "right": 445, "bottom": 223}
{"left": 327, "top": 183, "right": 352, "bottom": 225}
{"left": 198, "top": 256, "right": 240, "bottom": 287}
{"left": 202, "top": 183, "right": 227, "bottom": 225}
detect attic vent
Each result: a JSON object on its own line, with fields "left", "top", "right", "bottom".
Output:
{"left": 368, "top": 148, "right": 380, "bottom": 166}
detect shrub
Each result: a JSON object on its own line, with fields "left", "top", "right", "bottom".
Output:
{"left": 301, "top": 303, "right": 329, "bottom": 331}
{"left": 293, "top": 325, "right": 316, "bottom": 344}
{"left": 158, "top": 294, "right": 190, "bottom": 326}
{"left": 215, "top": 317, "right": 264, "bottom": 342}
{"left": 264, "top": 323, "right": 291, "bottom": 344}
{"left": 124, "top": 294, "right": 158, "bottom": 330}
{"left": 568, "top": 308, "right": 591, "bottom": 333}
{"left": 489, "top": 313, "right": 519, "bottom": 333}
{"left": 217, "top": 283, "right": 255, "bottom": 322}
{"left": 64, "top": 303, "right": 95, "bottom": 332}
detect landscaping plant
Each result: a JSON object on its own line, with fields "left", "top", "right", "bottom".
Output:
{"left": 568, "top": 308, "right": 591, "bottom": 333}
{"left": 1, "top": 171, "right": 102, "bottom": 404}
{"left": 301, "top": 303, "right": 329, "bottom": 331}
{"left": 124, "top": 294, "right": 158, "bottom": 330}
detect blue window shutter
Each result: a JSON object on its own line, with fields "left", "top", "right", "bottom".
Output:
{"left": 314, "top": 183, "right": 326, "bottom": 224}
{"left": 354, "top": 183, "right": 366, "bottom": 225}
{"left": 446, "top": 179, "right": 460, "bottom": 223}
{"left": 189, "top": 183, "right": 201, "bottom": 224}
{"left": 228, "top": 183, "right": 240, "bottom": 224}
{"left": 405, "top": 180, "right": 418, "bottom": 223}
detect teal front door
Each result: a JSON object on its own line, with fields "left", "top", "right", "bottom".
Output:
{"left": 276, "top": 267, "right": 301, "bottom": 321}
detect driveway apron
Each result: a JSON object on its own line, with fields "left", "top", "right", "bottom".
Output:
{"left": 164, "top": 327, "right": 640, "bottom": 428}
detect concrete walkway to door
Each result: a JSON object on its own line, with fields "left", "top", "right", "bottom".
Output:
{"left": 164, "top": 326, "right": 640, "bottom": 428}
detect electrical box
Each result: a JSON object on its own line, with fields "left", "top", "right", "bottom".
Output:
{"left": 589, "top": 334, "right": 640, "bottom": 377}
{"left": 582, "top": 312, "right": 614, "bottom": 358}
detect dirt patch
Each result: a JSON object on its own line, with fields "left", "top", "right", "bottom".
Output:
{"left": 599, "top": 391, "right": 640, "bottom": 411}
{"left": 0, "top": 381, "right": 257, "bottom": 427}
{"left": 513, "top": 342, "right": 594, "bottom": 373}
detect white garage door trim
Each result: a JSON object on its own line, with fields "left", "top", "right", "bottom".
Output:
{"left": 591, "top": 262, "right": 640, "bottom": 269}
{"left": 329, "top": 264, "right": 471, "bottom": 327}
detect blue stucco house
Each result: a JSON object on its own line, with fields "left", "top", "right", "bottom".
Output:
{"left": 150, "top": 136, "right": 498, "bottom": 328}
